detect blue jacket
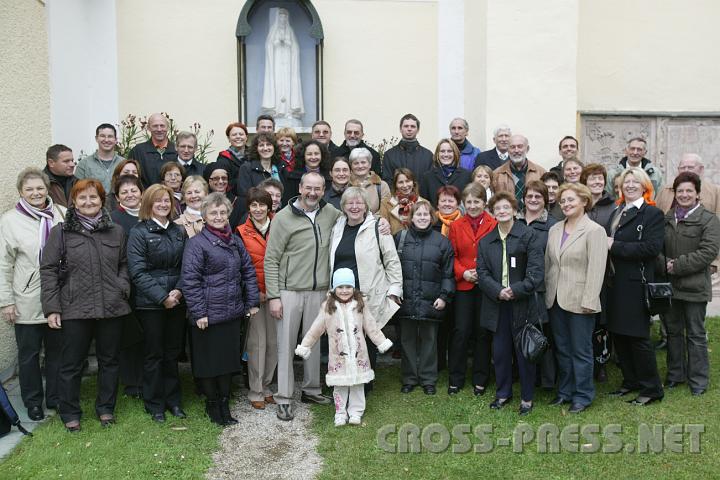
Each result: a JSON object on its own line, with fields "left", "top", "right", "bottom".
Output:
{"left": 181, "top": 228, "right": 259, "bottom": 325}
{"left": 458, "top": 140, "right": 481, "bottom": 171}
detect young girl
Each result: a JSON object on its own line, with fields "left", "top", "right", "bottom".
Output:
{"left": 295, "top": 268, "right": 392, "bottom": 427}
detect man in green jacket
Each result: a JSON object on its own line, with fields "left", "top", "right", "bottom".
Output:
{"left": 75, "top": 123, "right": 124, "bottom": 193}
{"left": 265, "top": 172, "right": 340, "bottom": 420}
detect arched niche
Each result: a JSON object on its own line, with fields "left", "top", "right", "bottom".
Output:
{"left": 236, "top": 0, "right": 324, "bottom": 133}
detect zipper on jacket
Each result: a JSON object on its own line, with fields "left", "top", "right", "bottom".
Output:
{"left": 22, "top": 272, "right": 36, "bottom": 293}
{"left": 312, "top": 221, "right": 320, "bottom": 290}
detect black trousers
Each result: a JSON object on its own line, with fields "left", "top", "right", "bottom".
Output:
{"left": 613, "top": 333, "right": 664, "bottom": 398}
{"left": 448, "top": 288, "right": 491, "bottom": 388}
{"left": 137, "top": 307, "right": 185, "bottom": 414}
{"left": 14, "top": 323, "right": 62, "bottom": 409}
{"left": 58, "top": 317, "right": 123, "bottom": 423}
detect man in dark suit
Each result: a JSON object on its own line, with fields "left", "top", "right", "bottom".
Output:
{"left": 175, "top": 131, "right": 204, "bottom": 178}
{"left": 129, "top": 113, "right": 177, "bottom": 187}
{"left": 473, "top": 124, "right": 512, "bottom": 171}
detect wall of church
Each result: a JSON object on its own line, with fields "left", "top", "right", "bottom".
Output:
{"left": 0, "top": 0, "right": 52, "bottom": 379}
{"left": 577, "top": 0, "right": 720, "bottom": 113}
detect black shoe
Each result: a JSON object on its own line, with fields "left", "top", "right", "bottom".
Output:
{"left": 151, "top": 412, "right": 166, "bottom": 423}
{"left": 691, "top": 388, "right": 706, "bottom": 396}
{"left": 301, "top": 392, "right": 332, "bottom": 405}
{"left": 627, "top": 396, "right": 663, "bottom": 406}
{"left": 169, "top": 406, "right": 187, "bottom": 418}
{"left": 654, "top": 340, "right": 667, "bottom": 350}
{"left": 276, "top": 404, "right": 294, "bottom": 421}
{"left": 519, "top": 403, "right": 533, "bottom": 416}
{"left": 490, "top": 397, "right": 512, "bottom": 409}
{"left": 46, "top": 402, "right": 59, "bottom": 411}
{"left": 447, "top": 386, "right": 460, "bottom": 395}
{"left": 205, "top": 399, "right": 224, "bottom": 425}
{"left": 400, "top": 384, "right": 415, "bottom": 394}
{"left": 423, "top": 385, "right": 436, "bottom": 395}
{"left": 666, "top": 381, "right": 684, "bottom": 389}
{"left": 28, "top": 406, "right": 44, "bottom": 421}
{"left": 569, "top": 403, "right": 587, "bottom": 414}
{"left": 608, "top": 388, "right": 633, "bottom": 397}
{"left": 549, "top": 397, "right": 570, "bottom": 406}
{"left": 219, "top": 398, "right": 238, "bottom": 426}
{"left": 473, "top": 385, "right": 487, "bottom": 396}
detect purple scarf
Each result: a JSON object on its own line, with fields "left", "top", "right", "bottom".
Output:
{"left": 76, "top": 210, "right": 103, "bottom": 232}
{"left": 15, "top": 197, "right": 55, "bottom": 261}
{"left": 675, "top": 203, "right": 697, "bottom": 222}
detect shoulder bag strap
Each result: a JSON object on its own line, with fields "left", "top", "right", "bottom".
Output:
{"left": 397, "top": 229, "right": 408, "bottom": 255}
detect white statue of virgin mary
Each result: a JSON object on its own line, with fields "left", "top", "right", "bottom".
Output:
{"left": 261, "top": 7, "right": 304, "bottom": 127}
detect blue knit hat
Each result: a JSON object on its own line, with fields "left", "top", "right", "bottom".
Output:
{"left": 332, "top": 268, "right": 355, "bottom": 290}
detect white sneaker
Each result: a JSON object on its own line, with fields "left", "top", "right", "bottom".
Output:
{"left": 334, "top": 415, "right": 348, "bottom": 427}
{"left": 348, "top": 416, "right": 362, "bottom": 425}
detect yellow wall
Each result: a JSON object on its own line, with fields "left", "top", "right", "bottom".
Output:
{"left": 316, "top": 0, "right": 438, "bottom": 147}
{"left": 0, "top": 0, "right": 52, "bottom": 379}
{"left": 483, "top": 0, "right": 579, "bottom": 167}
{"left": 578, "top": 0, "right": 720, "bottom": 112}
{"left": 116, "top": 0, "right": 439, "bottom": 150}
{"left": 464, "top": 0, "right": 488, "bottom": 150}
{"left": 116, "top": 0, "right": 240, "bottom": 148}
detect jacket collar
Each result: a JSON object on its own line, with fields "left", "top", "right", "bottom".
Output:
{"left": 288, "top": 196, "right": 328, "bottom": 216}
{"left": 398, "top": 139, "right": 421, "bottom": 151}
{"left": 486, "top": 220, "right": 526, "bottom": 243}
{"left": 63, "top": 207, "right": 113, "bottom": 233}
{"left": 559, "top": 214, "right": 591, "bottom": 254}
{"left": 199, "top": 226, "right": 238, "bottom": 247}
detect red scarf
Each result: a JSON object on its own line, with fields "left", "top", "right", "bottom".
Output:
{"left": 206, "top": 224, "right": 232, "bottom": 243}
{"left": 467, "top": 214, "right": 484, "bottom": 233}
{"left": 282, "top": 150, "right": 296, "bottom": 172}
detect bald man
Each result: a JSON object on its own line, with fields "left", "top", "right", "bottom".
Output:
{"left": 492, "top": 135, "right": 547, "bottom": 210}
{"left": 129, "top": 113, "right": 178, "bottom": 187}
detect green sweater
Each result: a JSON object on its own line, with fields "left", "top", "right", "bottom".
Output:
{"left": 75, "top": 151, "right": 124, "bottom": 193}
{"left": 264, "top": 198, "right": 341, "bottom": 299}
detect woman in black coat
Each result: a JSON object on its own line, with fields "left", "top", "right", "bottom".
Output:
{"left": 280, "top": 140, "right": 331, "bottom": 206}
{"left": 420, "top": 139, "right": 471, "bottom": 208}
{"left": 109, "top": 175, "right": 144, "bottom": 398}
{"left": 127, "top": 184, "right": 188, "bottom": 423}
{"left": 395, "top": 200, "right": 455, "bottom": 395}
{"left": 517, "top": 181, "right": 557, "bottom": 391}
{"left": 581, "top": 163, "right": 617, "bottom": 382}
{"left": 605, "top": 167, "right": 664, "bottom": 405}
{"left": 477, "top": 192, "right": 544, "bottom": 416}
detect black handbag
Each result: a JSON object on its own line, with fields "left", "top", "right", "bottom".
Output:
{"left": 514, "top": 293, "right": 549, "bottom": 364}
{"left": 637, "top": 225, "right": 673, "bottom": 315}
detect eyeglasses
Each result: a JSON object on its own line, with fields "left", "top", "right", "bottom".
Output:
{"left": 209, "top": 176, "right": 228, "bottom": 182}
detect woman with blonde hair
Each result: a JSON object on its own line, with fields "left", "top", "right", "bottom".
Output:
{"left": 471, "top": 164, "right": 494, "bottom": 203}
{"left": 175, "top": 176, "right": 208, "bottom": 238}
{"left": 605, "top": 167, "right": 664, "bottom": 405}
{"left": 127, "top": 184, "right": 188, "bottom": 422}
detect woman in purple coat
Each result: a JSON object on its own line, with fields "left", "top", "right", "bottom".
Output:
{"left": 181, "top": 192, "right": 260, "bottom": 426}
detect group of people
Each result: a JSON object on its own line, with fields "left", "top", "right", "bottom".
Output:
{"left": 0, "top": 111, "right": 716, "bottom": 432}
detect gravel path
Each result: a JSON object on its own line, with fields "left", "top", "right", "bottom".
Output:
{"left": 206, "top": 380, "right": 324, "bottom": 480}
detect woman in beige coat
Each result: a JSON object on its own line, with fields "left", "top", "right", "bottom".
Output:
{"left": 330, "top": 187, "right": 402, "bottom": 390}
{"left": 0, "top": 168, "right": 66, "bottom": 421}
{"left": 544, "top": 183, "right": 607, "bottom": 414}
{"left": 348, "top": 148, "right": 390, "bottom": 213}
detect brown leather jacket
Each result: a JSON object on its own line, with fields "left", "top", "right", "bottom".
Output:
{"left": 40, "top": 207, "right": 131, "bottom": 320}
{"left": 492, "top": 159, "right": 546, "bottom": 197}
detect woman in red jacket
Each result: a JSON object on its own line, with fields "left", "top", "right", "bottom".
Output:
{"left": 447, "top": 183, "right": 497, "bottom": 395}
{"left": 237, "top": 187, "right": 277, "bottom": 410}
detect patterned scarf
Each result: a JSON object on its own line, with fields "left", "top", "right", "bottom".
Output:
{"left": 15, "top": 197, "right": 55, "bottom": 261}
{"left": 441, "top": 164, "right": 456, "bottom": 179}
{"left": 510, "top": 163, "right": 527, "bottom": 210}
{"left": 76, "top": 210, "right": 103, "bottom": 232}
{"left": 282, "top": 150, "right": 296, "bottom": 172}
{"left": 437, "top": 209, "right": 462, "bottom": 236}
{"left": 396, "top": 192, "right": 418, "bottom": 220}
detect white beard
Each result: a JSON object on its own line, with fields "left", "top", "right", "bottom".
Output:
{"left": 346, "top": 139, "right": 360, "bottom": 147}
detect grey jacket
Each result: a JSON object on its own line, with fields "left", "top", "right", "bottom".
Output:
{"left": 75, "top": 151, "right": 124, "bottom": 193}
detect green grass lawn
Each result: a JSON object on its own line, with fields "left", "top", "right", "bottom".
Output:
{"left": 312, "top": 318, "right": 720, "bottom": 480}
{"left": 0, "top": 375, "right": 221, "bottom": 479}
{"left": 1, "top": 319, "right": 717, "bottom": 479}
